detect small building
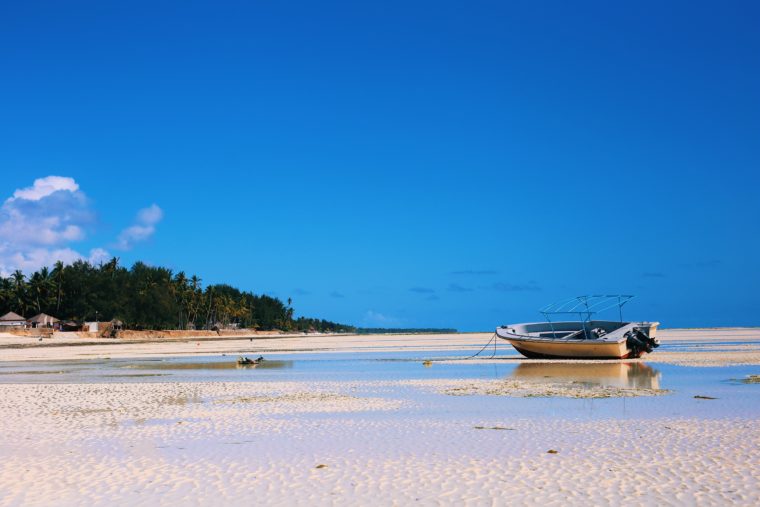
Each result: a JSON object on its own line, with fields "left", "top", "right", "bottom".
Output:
{"left": 0, "top": 312, "right": 27, "bottom": 328}
{"left": 28, "top": 313, "right": 60, "bottom": 329}
{"left": 60, "top": 321, "right": 82, "bottom": 332}
{"left": 111, "top": 319, "right": 124, "bottom": 331}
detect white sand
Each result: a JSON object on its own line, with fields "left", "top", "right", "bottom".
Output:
{"left": 1, "top": 329, "right": 759, "bottom": 505}
{"left": 0, "top": 332, "right": 492, "bottom": 361}
{"left": 402, "top": 378, "right": 670, "bottom": 398}
{"left": 0, "top": 380, "right": 757, "bottom": 506}
{"left": 2, "top": 327, "right": 760, "bottom": 364}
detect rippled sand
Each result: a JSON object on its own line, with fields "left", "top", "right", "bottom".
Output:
{"left": 0, "top": 380, "right": 757, "bottom": 506}
{"left": 1, "top": 328, "right": 759, "bottom": 506}
{"left": 402, "top": 378, "right": 670, "bottom": 398}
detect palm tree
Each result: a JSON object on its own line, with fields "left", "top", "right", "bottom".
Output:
{"left": 174, "top": 271, "right": 189, "bottom": 329}
{"left": 40, "top": 266, "right": 55, "bottom": 314}
{"left": 52, "top": 261, "right": 65, "bottom": 313}
{"left": 0, "top": 278, "right": 13, "bottom": 313}
{"left": 104, "top": 257, "right": 120, "bottom": 279}
{"left": 204, "top": 286, "right": 216, "bottom": 329}
{"left": 11, "top": 270, "right": 28, "bottom": 315}
{"left": 19, "top": 267, "right": 55, "bottom": 315}
{"left": 188, "top": 275, "right": 202, "bottom": 328}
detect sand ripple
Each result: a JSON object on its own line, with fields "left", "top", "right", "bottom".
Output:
{"left": 0, "top": 381, "right": 758, "bottom": 506}
{"left": 399, "top": 378, "right": 670, "bottom": 398}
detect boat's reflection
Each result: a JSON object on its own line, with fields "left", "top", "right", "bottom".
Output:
{"left": 236, "top": 360, "right": 294, "bottom": 370}
{"left": 511, "top": 361, "right": 661, "bottom": 389}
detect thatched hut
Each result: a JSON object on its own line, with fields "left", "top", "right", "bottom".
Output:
{"left": 0, "top": 312, "right": 27, "bottom": 328}
{"left": 28, "top": 313, "right": 60, "bottom": 329}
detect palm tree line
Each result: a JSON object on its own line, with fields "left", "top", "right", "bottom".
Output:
{"left": 0, "top": 259, "right": 355, "bottom": 332}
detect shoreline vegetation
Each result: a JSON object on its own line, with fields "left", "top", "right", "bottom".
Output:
{"left": 355, "top": 327, "right": 457, "bottom": 334}
{"left": 0, "top": 258, "right": 354, "bottom": 333}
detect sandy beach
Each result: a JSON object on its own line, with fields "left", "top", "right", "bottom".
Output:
{"left": 1, "top": 329, "right": 759, "bottom": 506}
{"left": 2, "top": 327, "right": 759, "bottom": 362}
{"left": 3, "top": 1, "right": 757, "bottom": 504}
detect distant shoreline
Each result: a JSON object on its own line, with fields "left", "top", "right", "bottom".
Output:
{"left": 2, "top": 326, "right": 760, "bottom": 348}
{"left": 2, "top": 328, "right": 760, "bottom": 365}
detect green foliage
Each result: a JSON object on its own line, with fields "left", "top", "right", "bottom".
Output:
{"left": 292, "top": 317, "right": 357, "bottom": 333}
{"left": 356, "top": 328, "right": 457, "bottom": 334}
{"left": 0, "top": 259, "right": 355, "bottom": 332}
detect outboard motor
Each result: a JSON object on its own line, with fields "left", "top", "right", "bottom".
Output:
{"left": 626, "top": 330, "right": 651, "bottom": 355}
{"left": 625, "top": 328, "right": 659, "bottom": 355}
{"left": 637, "top": 328, "right": 660, "bottom": 349}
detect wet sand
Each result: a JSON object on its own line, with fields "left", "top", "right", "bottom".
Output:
{"left": 0, "top": 329, "right": 758, "bottom": 506}
{"left": 2, "top": 327, "right": 760, "bottom": 363}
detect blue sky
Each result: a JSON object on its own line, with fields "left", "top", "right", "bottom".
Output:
{"left": 1, "top": 0, "right": 758, "bottom": 330}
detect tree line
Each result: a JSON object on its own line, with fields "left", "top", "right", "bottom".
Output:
{"left": 356, "top": 328, "right": 457, "bottom": 334}
{"left": 0, "top": 259, "right": 356, "bottom": 333}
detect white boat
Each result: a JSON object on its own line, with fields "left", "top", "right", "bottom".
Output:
{"left": 496, "top": 295, "right": 659, "bottom": 359}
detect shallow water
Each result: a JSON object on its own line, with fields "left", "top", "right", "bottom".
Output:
{"left": 0, "top": 346, "right": 758, "bottom": 420}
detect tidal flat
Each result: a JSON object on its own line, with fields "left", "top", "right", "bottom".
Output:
{"left": 0, "top": 329, "right": 758, "bottom": 506}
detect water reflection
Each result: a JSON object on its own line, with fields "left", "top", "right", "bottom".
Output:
{"left": 511, "top": 362, "right": 661, "bottom": 389}
{"left": 124, "top": 360, "right": 294, "bottom": 371}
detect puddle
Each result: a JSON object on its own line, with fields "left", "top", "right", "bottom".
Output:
{"left": 0, "top": 370, "right": 71, "bottom": 375}
{"left": 98, "top": 373, "right": 170, "bottom": 378}
{"left": 0, "top": 350, "right": 757, "bottom": 419}
{"left": 124, "top": 360, "right": 294, "bottom": 371}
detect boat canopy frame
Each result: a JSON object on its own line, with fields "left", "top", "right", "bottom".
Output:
{"left": 539, "top": 295, "right": 634, "bottom": 340}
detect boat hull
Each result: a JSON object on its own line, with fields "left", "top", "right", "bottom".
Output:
{"left": 507, "top": 338, "right": 634, "bottom": 359}
{"left": 495, "top": 321, "right": 659, "bottom": 360}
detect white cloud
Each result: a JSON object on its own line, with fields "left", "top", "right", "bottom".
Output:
{"left": 0, "top": 176, "right": 95, "bottom": 275}
{"left": 0, "top": 246, "right": 111, "bottom": 275}
{"left": 115, "top": 204, "right": 163, "bottom": 250}
{"left": 0, "top": 246, "right": 82, "bottom": 274}
{"left": 137, "top": 204, "right": 163, "bottom": 224}
{"left": 0, "top": 176, "right": 159, "bottom": 275}
{"left": 88, "top": 248, "right": 112, "bottom": 265}
{"left": 7, "top": 176, "right": 80, "bottom": 203}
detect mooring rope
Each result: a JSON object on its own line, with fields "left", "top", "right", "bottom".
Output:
{"left": 462, "top": 333, "right": 498, "bottom": 360}
{"left": 423, "top": 333, "right": 499, "bottom": 363}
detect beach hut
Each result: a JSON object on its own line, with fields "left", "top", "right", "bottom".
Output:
{"left": 0, "top": 312, "right": 27, "bottom": 328}
{"left": 60, "top": 320, "right": 82, "bottom": 332}
{"left": 27, "top": 313, "right": 60, "bottom": 329}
